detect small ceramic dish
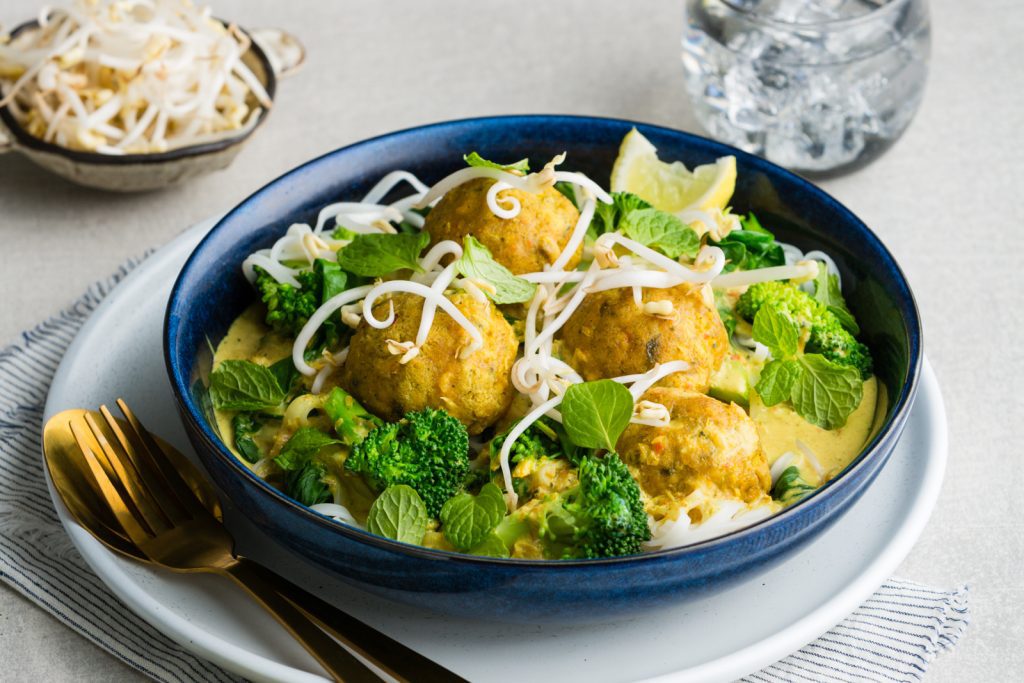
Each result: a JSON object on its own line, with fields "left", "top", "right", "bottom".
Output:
{"left": 165, "top": 115, "right": 923, "bottom": 622}
{"left": 0, "top": 20, "right": 302, "bottom": 192}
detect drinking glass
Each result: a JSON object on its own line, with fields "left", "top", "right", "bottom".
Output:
{"left": 682, "top": 0, "right": 931, "bottom": 175}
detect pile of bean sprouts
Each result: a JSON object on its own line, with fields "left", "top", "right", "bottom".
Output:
{"left": 0, "top": 0, "right": 271, "bottom": 154}
{"left": 241, "top": 154, "right": 835, "bottom": 538}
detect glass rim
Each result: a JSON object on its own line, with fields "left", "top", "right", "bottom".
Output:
{"left": 719, "top": 0, "right": 918, "bottom": 29}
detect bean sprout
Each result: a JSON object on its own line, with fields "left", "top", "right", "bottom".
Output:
{"left": 0, "top": 0, "right": 272, "bottom": 154}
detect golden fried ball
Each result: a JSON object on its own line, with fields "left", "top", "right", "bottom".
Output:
{"left": 423, "top": 178, "right": 582, "bottom": 274}
{"left": 340, "top": 291, "right": 518, "bottom": 434}
{"left": 559, "top": 283, "right": 728, "bottom": 392}
{"left": 616, "top": 388, "right": 770, "bottom": 504}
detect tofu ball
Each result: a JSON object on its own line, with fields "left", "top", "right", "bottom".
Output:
{"left": 340, "top": 291, "right": 518, "bottom": 434}
{"left": 560, "top": 283, "right": 728, "bottom": 392}
{"left": 423, "top": 178, "right": 582, "bottom": 274}
{"left": 616, "top": 388, "right": 770, "bottom": 503}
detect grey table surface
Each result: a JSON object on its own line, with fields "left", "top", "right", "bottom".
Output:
{"left": 0, "top": 0, "right": 1020, "bottom": 680}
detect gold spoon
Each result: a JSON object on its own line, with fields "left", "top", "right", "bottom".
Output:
{"left": 43, "top": 401, "right": 466, "bottom": 683}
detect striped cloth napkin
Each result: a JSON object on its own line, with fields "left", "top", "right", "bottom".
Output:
{"left": 0, "top": 259, "right": 969, "bottom": 683}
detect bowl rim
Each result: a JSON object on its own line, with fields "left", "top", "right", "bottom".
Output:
{"left": 0, "top": 18, "right": 276, "bottom": 165}
{"left": 164, "top": 113, "right": 923, "bottom": 567}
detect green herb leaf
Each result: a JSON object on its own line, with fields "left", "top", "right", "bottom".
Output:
{"left": 755, "top": 360, "right": 802, "bottom": 406}
{"left": 366, "top": 484, "right": 428, "bottom": 544}
{"left": 210, "top": 360, "right": 285, "bottom": 411}
{"left": 231, "top": 412, "right": 265, "bottom": 463}
{"left": 316, "top": 258, "right": 349, "bottom": 302}
{"left": 752, "top": 305, "right": 800, "bottom": 359}
{"left": 812, "top": 263, "right": 860, "bottom": 335}
{"left": 268, "top": 357, "right": 300, "bottom": 396}
{"left": 464, "top": 151, "right": 530, "bottom": 174}
{"left": 273, "top": 427, "right": 342, "bottom": 471}
{"left": 711, "top": 213, "right": 785, "bottom": 273}
{"left": 790, "top": 355, "right": 864, "bottom": 430}
{"left": 286, "top": 460, "right": 331, "bottom": 507}
{"left": 456, "top": 236, "right": 537, "bottom": 304}
{"left": 560, "top": 380, "right": 635, "bottom": 452}
{"left": 554, "top": 181, "right": 580, "bottom": 208}
{"left": 469, "top": 533, "right": 510, "bottom": 558}
{"left": 591, "top": 191, "right": 652, "bottom": 236}
{"left": 771, "top": 465, "right": 816, "bottom": 504}
{"left": 440, "top": 482, "right": 506, "bottom": 551}
{"left": 621, "top": 208, "right": 700, "bottom": 259}
{"left": 336, "top": 232, "right": 430, "bottom": 277}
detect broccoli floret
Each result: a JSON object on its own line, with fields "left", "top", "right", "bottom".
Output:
{"left": 539, "top": 453, "right": 651, "bottom": 559}
{"left": 345, "top": 408, "right": 469, "bottom": 517}
{"left": 323, "top": 387, "right": 381, "bottom": 445}
{"left": 735, "top": 281, "right": 872, "bottom": 377}
{"left": 254, "top": 267, "right": 320, "bottom": 337}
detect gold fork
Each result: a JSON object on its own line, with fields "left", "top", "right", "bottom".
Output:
{"left": 46, "top": 401, "right": 465, "bottom": 683}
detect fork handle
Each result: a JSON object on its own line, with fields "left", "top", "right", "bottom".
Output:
{"left": 221, "top": 559, "right": 381, "bottom": 682}
{"left": 234, "top": 557, "right": 468, "bottom": 683}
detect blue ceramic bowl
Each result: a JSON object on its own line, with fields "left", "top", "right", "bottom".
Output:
{"left": 165, "top": 115, "right": 922, "bottom": 622}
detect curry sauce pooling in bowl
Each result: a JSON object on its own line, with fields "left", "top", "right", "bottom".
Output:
{"left": 206, "top": 131, "right": 885, "bottom": 560}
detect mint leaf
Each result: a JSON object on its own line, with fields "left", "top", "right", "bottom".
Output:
{"left": 456, "top": 236, "right": 536, "bottom": 304}
{"left": 560, "top": 380, "right": 635, "bottom": 452}
{"left": 464, "top": 151, "right": 529, "bottom": 174}
{"left": 711, "top": 214, "right": 784, "bottom": 273}
{"left": 756, "top": 360, "right": 801, "bottom": 406}
{"left": 316, "top": 258, "right": 348, "bottom": 301}
{"left": 210, "top": 360, "right": 285, "bottom": 411}
{"left": 790, "top": 355, "right": 864, "bottom": 430}
{"left": 591, "top": 191, "right": 651, "bottom": 236}
{"left": 771, "top": 465, "right": 816, "bottom": 504}
{"left": 440, "top": 482, "right": 506, "bottom": 551}
{"left": 336, "top": 232, "right": 429, "bottom": 277}
{"left": 274, "top": 427, "right": 341, "bottom": 471}
{"left": 366, "top": 485, "right": 428, "bottom": 544}
{"left": 231, "top": 412, "right": 264, "bottom": 463}
{"left": 752, "top": 305, "right": 800, "bottom": 359}
{"left": 621, "top": 208, "right": 700, "bottom": 259}
{"left": 469, "top": 533, "right": 510, "bottom": 558}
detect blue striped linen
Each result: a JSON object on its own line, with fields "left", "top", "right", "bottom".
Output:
{"left": 0, "top": 258, "right": 968, "bottom": 683}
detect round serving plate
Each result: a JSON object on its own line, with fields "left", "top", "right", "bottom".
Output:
{"left": 42, "top": 219, "right": 947, "bottom": 683}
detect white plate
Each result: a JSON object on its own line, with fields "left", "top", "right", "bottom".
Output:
{"left": 42, "top": 218, "right": 947, "bottom": 683}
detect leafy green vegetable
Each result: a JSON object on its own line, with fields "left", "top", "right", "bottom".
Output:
{"left": 231, "top": 412, "right": 265, "bottom": 463}
{"left": 336, "top": 232, "right": 430, "bottom": 277}
{"left": 323, "top": 387, "right": 381, "bottom": 445}
{"left": 366, "top": 485, "right": 428, "bottom": 544}
{"left": 621, "top": 208, "right": 700, "bottom": 259}
{"left": 710, "top": 213, "right": 785, "bottom": 273}
{"left": 591, "top": 191, "right": 652, "bottom": 236}
{"left": 464, "top": 151, "right": 530, "bottom": 174}
{"left": 790, "top": 355, "right": 864, "bottom": 430}
{"left": 772, "top": 466, "right": 816, "bottom": 505}
{"left": 456, "top": 236, "right": 537, "bottom": 304}
{"left": 268, "top": 357, "right": 300, "bottom": 396}
{"left": 469, "top": 533, "right": 510, "bottom": 558}
{"left": 752, "top": 305, "right": 800, "bottom": 358}
{"left": 273, "top": 427, "right": 341, "bottom": 471}
{"left": 440, "top": 483, "right": 506, "bottom": 551}
{"left": 560, "top": 380, "right": 635, "bottom": 452}
{"left": 812, "top": 263, "right": 860, "bottom": 335}
{"left": 210, "top": 360, "right": 285, "bottom": 411}
{"left": 286, "top": 460, "right": 331, "bottom": 507}
{"left": 755, "top": 360, "right": 802, "bottom": 406}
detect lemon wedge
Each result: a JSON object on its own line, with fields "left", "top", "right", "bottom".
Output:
{"left": 610, "top": 128, "right": 737, "bottom": 212}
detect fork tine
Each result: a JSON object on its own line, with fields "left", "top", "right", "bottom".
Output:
{"left": 70, "top": 418, "right": 153, "bottom": 547}
{"left": 85, "top": 411, "right": 173, "bottom": 534}
{"left": 115, "top": 399, "right": 213, "bottom": 518}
